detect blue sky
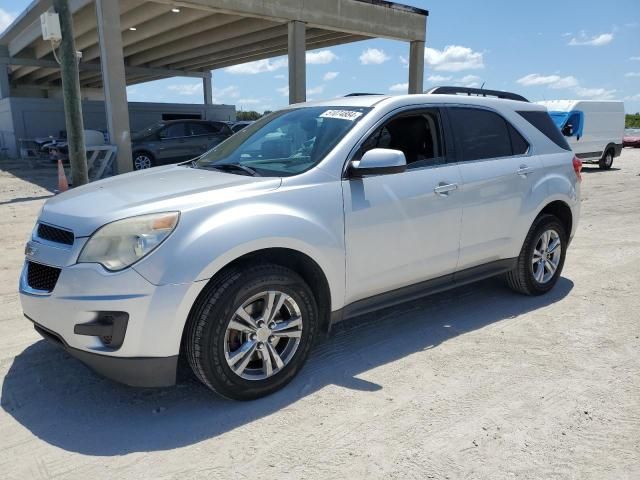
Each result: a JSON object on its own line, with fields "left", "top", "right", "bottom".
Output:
{"left": 2, "top": 0, "right": 639, "bottom": 112}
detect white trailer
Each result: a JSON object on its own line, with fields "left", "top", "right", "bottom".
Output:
{"left": 538, "top": 100, "right": 624, "bottom": 169}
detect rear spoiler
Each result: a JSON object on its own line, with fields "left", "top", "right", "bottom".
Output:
{"left": 427, "top": 86, "right": 529, "bottom": 103}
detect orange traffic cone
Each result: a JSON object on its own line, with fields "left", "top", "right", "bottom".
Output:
{"left": 57, "top": 159, "right": 69, "bottom": 193}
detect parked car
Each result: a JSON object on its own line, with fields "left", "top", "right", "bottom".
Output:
{"left": 131, "top": 120, "right": 233, "bottom": 170}
{"left": 623, "top": 128, "right": 640, "bottom": 148}
{"left": 20, "top": 88, "right": 581, "bottom": 400}
{"left": 538, "top": 100, "right": 624, "bottom": 169}
{"left": 231, "top": 120, "right": 254, "bottom": 133}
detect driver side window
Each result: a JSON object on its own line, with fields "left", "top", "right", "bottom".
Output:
{"left": 359, "top": 110, "right": 444, "bottom": 168}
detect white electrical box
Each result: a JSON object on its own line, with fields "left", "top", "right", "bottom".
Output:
{"left": 40, "top": 12, "right": 61, "bottom": 42}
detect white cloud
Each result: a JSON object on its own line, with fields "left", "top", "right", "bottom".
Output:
{"left": 389, "top": 82, "right": 408, "bottom": 93}
{"left": 568, "top": 32, "right": 614, "bottom": 46}
{"left": 625, "top": 72, "right": 640, "bottom": 77}
{"left": 323, "top": 71, "right": 339, "bottom": 81}
{"left": 0, "top": 8, "right": 16, "bottom": 33}
{"left": 274, "top": 74, "right": 286, "bottom": 79}
{"left": 237, "top": 98, "right": 261, "bottom": 105}
{"left": 360, "top": 48, "right": 390, "bottom": 65}
{"left": 427, "top": 74, "right": 452, "bottom": 83}
{"left": 624, "top": 93, "right": 640, "bottom": 101}
{"left": 399, "top": 56, "right": 409, "bottom": 68}
{"left": 167, "top": 83, "right": 202, "bottom": 95}
{"left": 306, "top": 50, "right": 337, "bottom": 65}
{"left": 424, "top": 45, "right": 484, "bottom": 72}
{"left": 307, "top": 85, "right": 324, "bottom": 95}
{"left": 225, "top": 58, "right": 287, "bottom": 74}
{"left": 277, "top": 86, "right": 289, "bottom": 97}
{"left": 516, "top": 73, "right": 578, "bottom": 89}
{"left": 631, "top": 56, "right": 640, "bottom": 61}
{"left": 458, "top": 75, "right": 482, "bottom": 87}
{"left": 575, "top": 87, "right": 616, "bottom": 99}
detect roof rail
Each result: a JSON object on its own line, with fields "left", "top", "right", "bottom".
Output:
{"left": 344, "top": 92, "right": 384, "bottom": 96}
{"left": 427, "top": 86, "right": 529, "bottom": 102}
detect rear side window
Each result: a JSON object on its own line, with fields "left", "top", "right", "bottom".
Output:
{"left": 507, "top": 123, "right": 529, "bottom": 155}
{"left": 448, "top": 108, "right": 513, "bottom": 161}
{"left": 517, "top": 110, "right": 571, "bottom": 150}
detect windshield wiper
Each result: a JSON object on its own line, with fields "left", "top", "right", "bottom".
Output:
{"left": 199, "top": 163, "right": 261, "bottom": 177}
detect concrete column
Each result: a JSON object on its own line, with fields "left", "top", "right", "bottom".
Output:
{"left": 288, "top": 20, "right": 306, "bottom": 104}
{"left": 0, "top": 62, "right": 9, "bottom": 99}
{"left": 408, "top": 40, "right": 425, "bottom": 94}
{"left": 203, "top": 73, "right": 213, "bottom": 105}
{"left": 96, "top": 0, "right": 132, "bottom": 174}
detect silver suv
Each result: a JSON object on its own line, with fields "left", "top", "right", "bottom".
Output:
{"left": 20, "top": 88, "right": 582, "bottom": 400}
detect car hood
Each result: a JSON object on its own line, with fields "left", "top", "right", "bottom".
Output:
{"left": 40, "top": 165, "right": 282, "bottom": 237}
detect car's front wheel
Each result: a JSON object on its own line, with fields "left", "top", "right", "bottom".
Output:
{"left": 506, "top": 214, "right": 567, "bottom": 296}
{"left": 185, "top": 264, "right": 318, "bottom": 400}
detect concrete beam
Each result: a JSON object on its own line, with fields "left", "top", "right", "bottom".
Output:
{"left": 0, "top": 62, "right": 10, "bottom": 99}
{"left": 288, "top": 21, "right": 305, "bottom": 104}
{"left": 408, "top": 40, "right": 424, "bottom": 94}
{"left": 96, "top": 0, "right": 132, "bottom": 174}
{"left": 147, "top": 0, "right": 427, "bottom": 42}
{"left": 2, "top": 0, "right": 93, "bottom": 50}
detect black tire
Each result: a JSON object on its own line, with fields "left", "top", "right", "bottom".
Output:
{"left": 185, "top": 264, "right": 318, "bottom": 400}
{"left": 132, "top": 151, "right": 155, "bottom": 170}
{"left": 506, "top": 214, "right": 567, "bottom": 296}
{"left": 599, "top": 148, "right": 614, "bottom": 170}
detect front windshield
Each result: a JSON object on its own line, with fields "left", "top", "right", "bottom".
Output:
{"left": 132, "top": 121, "right": 165, "bottom": 140}
{"left": 195, "top": 106, "right": 371, "bottom": 177}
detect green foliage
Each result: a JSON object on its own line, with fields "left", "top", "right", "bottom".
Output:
{"left": 626, "top": 114, "right": 640, "bottom": 128}
{"left": 235, "top": 111, "right": 261, "bottom": 121}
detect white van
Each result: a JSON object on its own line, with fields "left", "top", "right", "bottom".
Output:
{"left": 537, "top": 100, "right": 624, "bottom": 169}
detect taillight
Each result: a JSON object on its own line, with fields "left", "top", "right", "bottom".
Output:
{"left": 572, "top": 156, "right": 582, "bottom": 182}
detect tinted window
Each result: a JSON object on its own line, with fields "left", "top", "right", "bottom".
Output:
{"left": 161, "top": 123, "right": 186, "bottom": 138}
{"left": 360, "top": 110, "right": 444, "bottom": 168}
{"left": 188, "top": 123, "right": 213, "bottom": 136}
{"left": 517, "top": 110, "right": 571, "bottom": 150}
{"left": 448, "top": 108, "right": 512, "bottom": 161}
{"left": 508, "top": 123, "right": 529, "bottom": 155}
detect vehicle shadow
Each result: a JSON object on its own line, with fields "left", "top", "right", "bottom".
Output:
{"left": 581, "top": 166, "right": 621, "bottom": 173}
{"left": 1, "top": 276, "right": 573, "bottom": 456}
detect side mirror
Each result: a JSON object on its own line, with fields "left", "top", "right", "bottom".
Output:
{"left": 349, "top": 148, "right": 407, "bottom": 178}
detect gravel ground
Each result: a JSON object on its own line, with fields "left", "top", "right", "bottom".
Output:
{"left": 0, "top": 150, "right": 638, "bottom": 480}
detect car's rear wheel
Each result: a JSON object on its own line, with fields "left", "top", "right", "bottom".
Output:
{"left": 185, "top": 264, "right": 318, "bottom": 400}
{"left": 133, "top": 151, "right": 154, "bottom": 170}
{"left": 599, "top": 149, "right": 614, "bottom": 170}
{"left": 506, "top": 214, "right": 567, "bottom": 296}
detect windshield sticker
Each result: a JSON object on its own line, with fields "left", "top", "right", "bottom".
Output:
{"left": 320, "top": 110, "right": 364, "bottom": 121}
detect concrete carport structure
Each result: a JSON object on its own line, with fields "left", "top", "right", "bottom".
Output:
{"left": 0, "top": 0, "right": 428, "bottom": 173}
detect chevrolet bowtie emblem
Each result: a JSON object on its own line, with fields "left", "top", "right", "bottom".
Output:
{"left": 25, "top": 243, "right": 38, "bottom": 257}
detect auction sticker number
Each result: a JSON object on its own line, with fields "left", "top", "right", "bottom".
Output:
{"left": 320, "top": 110, "right": 364, "bottom": 121}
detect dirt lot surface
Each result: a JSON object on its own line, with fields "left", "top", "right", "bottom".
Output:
{"left": 0, "top": 151, "right": 638, "bottom": 479}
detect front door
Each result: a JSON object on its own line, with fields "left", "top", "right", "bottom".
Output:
{"left": 343, "top": 109, "right": 463, "bottom": 305}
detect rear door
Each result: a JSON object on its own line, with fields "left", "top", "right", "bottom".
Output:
{"left": 447, "top": 106, "right": 538, "bottom": 270}
{"left": 157, "top": 122, "right": 191, "bottom": 163}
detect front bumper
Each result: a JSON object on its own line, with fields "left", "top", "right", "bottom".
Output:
{"left": 29, "top": 317, "right": 178, "bottom": 387}
{"left": 19, "top": 246, "right": 205, "bottom": 387}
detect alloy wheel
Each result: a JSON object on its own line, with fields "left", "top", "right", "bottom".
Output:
{"left": 224, "top": 290, "right": 303, "bottom": 381}
{"left": 134, "top": 155, "right": 152, "bottom": 170}
{"left": 531, "top": 229, "right": 561, "bottom": 284}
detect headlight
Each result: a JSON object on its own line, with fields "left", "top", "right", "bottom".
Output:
{"left": 78, "top": 212, "right": 179, "bottom": 271}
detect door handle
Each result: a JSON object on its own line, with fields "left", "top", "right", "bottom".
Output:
{"left": 434, "top": 182, "right": 458, "bottom": 196}
{"left": 517, "top": 165, "right": 534, "bottom": 177}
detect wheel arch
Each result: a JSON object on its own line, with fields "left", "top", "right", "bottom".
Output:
{"left": 180, "top": 247, "right": 333, "bottom": 356}
{"left": 536, "top": 200, "right": 573, "bottom": 239}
